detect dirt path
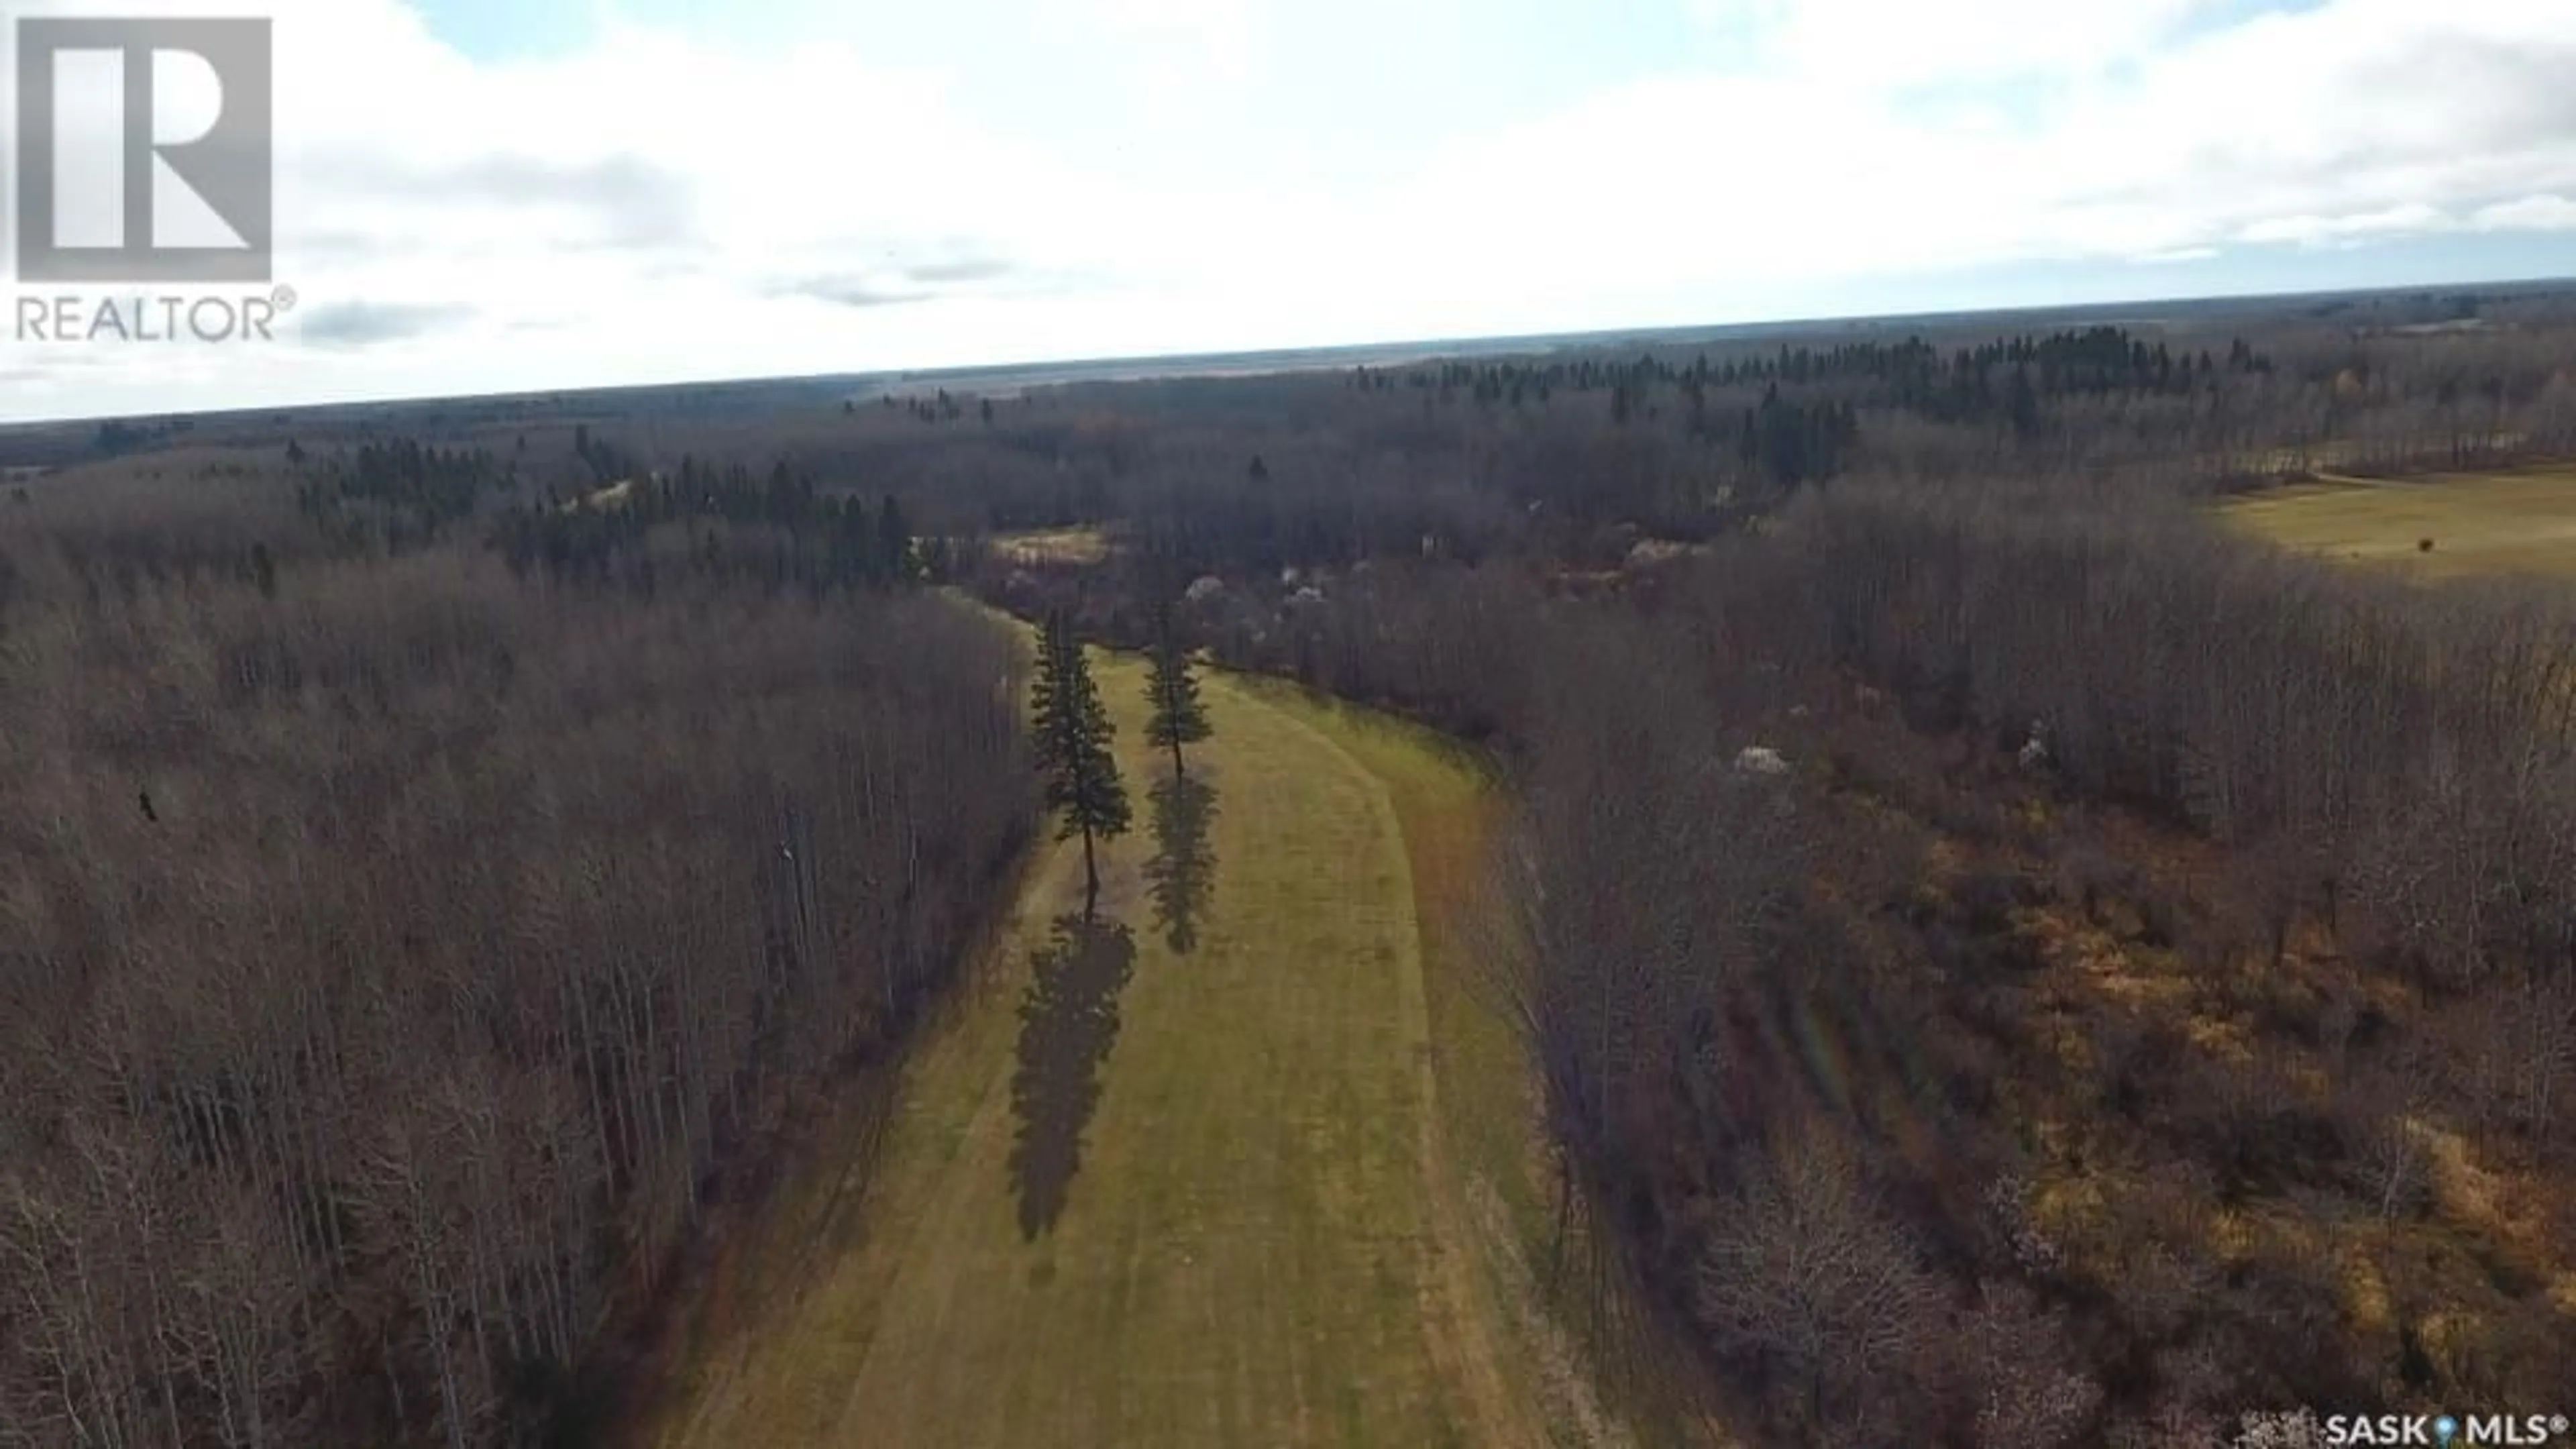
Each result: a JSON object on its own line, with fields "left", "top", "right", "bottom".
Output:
{"left": 647, "top": 653, "right": 1607, "bottom": 1448}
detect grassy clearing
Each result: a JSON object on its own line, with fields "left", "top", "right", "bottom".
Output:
{"left": 2224, "top": 466, "right": 2576, "bottom": 579}
{"left": 991, "top": 526, "right": 1114, "bottom": 568}
{"left": 646, "top": 652, "right": 1610, "bottom": 1448}
{"left": 1255, "top": 678, "right": 1665, "bottom": 1449}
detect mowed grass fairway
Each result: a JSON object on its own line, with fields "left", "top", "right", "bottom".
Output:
{"left": 2224, "top": 466, "right": 2576, "bottom": 579}
{"left": 648, "top": 645, "right": 1610, "bottom": 1448}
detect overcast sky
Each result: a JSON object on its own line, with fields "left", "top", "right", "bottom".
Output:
{"left": 3, "top": 0, "right": 2573, "bottom": 421}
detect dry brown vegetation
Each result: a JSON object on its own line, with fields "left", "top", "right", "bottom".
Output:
{"left": 1190, "top": 502, "right": 2576, "bottom": 1442}
{"left": 0, "top": 471, "right": 1031, "bottom": 1446}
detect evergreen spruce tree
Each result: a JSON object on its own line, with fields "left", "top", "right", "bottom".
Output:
{"left": 1032, "top": 612, "right": 1130, "bottom": 903}
{"left": 1030, "top": 617, "right": 1067, "bottom": 771}
{"left": 877, "top": 494, "right": 912, "bottom": 582}
{"left": 1143, "top": 608, "right": 1212, "bottom": 781}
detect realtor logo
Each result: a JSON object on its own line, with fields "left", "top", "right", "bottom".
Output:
{"left": 13, "top": 17, "right": 272, "bottom": 283}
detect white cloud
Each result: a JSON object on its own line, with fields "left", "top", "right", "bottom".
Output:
{"left": 2472, "top": 194, "right": 2576, "bottom": 231}
{"left": 1373, "top": 0, "right": 2576, "bottom": 296}
{"left": 4, "top": 0, "right": 2575, "bottom": 419}
{"left": 1038, "top": 0, "right": 1263, "bottom": 80}
{"left": 2241, "top": 203, "right": 2460, "bottom": 247}
{"left": 1703, "top": 0, "right": 2224, "bottom": 89}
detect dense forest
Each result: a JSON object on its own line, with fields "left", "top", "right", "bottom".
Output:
{"left": 0, "top": 472, "right": 1031, "bottom": 1445}
{"left": 4, "top": 283, "right": 2576, "bottom": 1446}
{"left": 1200, "top": 490, "right": 2576, "bottom": 1442}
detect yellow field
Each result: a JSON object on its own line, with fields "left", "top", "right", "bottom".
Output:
{"left": 2224, "top": 466, "right": 2576, "bottom": 580}
{"left": 991, "top": 526, "right": 1114, "bottom": 568}
{"left": 641, "top": 645, "right": 1627, "bottom": 1448}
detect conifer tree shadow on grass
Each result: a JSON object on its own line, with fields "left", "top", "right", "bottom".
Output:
{"left": 1144, "top": 775, "right": 1220, "bottom": 955}
{"left": 1008, "top": 910, "right": 1140, "bottom": 1240}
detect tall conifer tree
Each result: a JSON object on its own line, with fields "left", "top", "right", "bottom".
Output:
{"left": 1143, "top": 608, "right": 1212, "bottom": 782}
{"left": 1032, "top": 611, "right": 1130, "bottom": 903}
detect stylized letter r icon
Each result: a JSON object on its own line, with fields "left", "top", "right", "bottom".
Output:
{"left": 15, "top": 17, "right": 272, "bottom": 284}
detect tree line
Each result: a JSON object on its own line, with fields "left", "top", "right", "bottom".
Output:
{"left": 0, "top": 474, "right": 1034, "bottom": 1446}
{"left": 1354, "top": 325, "right": 2272, "bottom": 415}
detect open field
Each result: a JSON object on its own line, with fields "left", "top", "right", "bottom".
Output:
{"left": 2224, "top": 465, "right": 2576, "bottom": 578}
{"left": 643, "top": 648, "right": 1617, "bottom": 1449}
{"left": 992, "top": 525, "right": 1116, "bottom": 568}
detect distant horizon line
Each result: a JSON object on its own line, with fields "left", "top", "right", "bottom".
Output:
{"left": 11, "top": 270, "right": 2571, "bottom": 433}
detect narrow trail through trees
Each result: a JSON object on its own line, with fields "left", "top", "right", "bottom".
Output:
{"left": 647, "top": 649, "right": 1625, "bottom": 1448}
